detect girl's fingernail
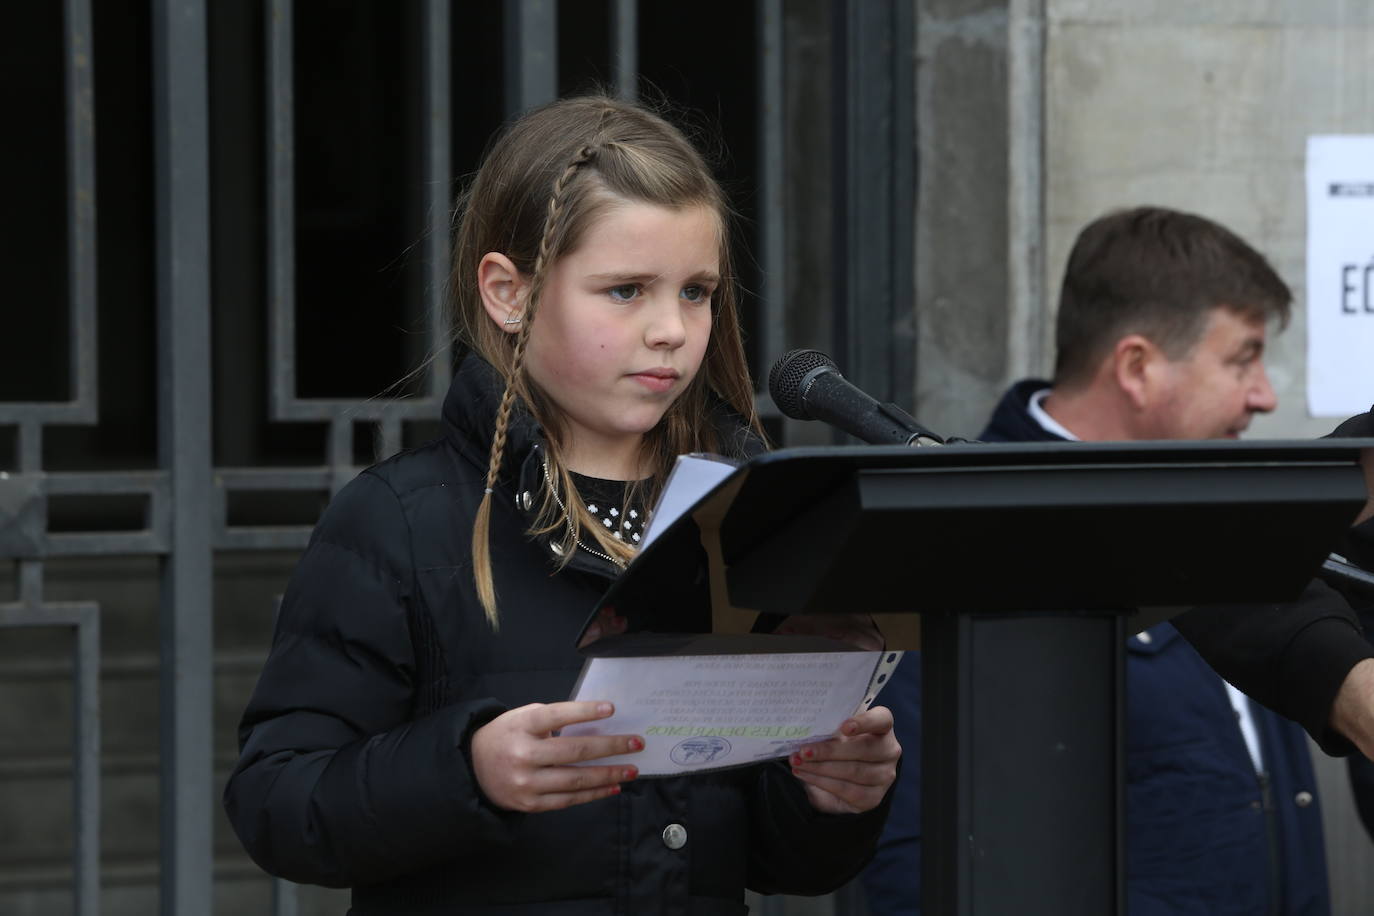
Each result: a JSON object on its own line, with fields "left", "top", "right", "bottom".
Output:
{"left": 609, "top": 784, "right": 621, "bottom": 795}
{"left": 623, "top": 766, "right": 638, "bottom": 780}
{"left": 802, "top": 747, "right": 815, "bottom": 760}
{"left": 790, "top": 753, "right": 802, "bottom": 766}
{"left": 597, "top": 702, "right": 614, "bottom": 716}
{"left": 628, "top": 736, "right": 644, "bottom": 751}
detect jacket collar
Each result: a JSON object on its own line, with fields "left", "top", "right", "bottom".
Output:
{"left": 441, "top": 351, "right": 545, "bottom": 496}
{"left": 979, "top": 378, "right": 1063, "bottom": 443}
{"left": 441, "top": 352, "right": 593, "bottom": 569}
{"left": 440, "top": 351, "right": 765, "bottom": 579}
{"left": 441, "top": 351, "right": 767, "bottom": 486}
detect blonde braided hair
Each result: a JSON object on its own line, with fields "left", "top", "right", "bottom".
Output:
{"left": 471, "top": 147, "right": 597, "bottom": 627}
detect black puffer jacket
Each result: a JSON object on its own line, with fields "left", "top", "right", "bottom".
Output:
{"left": 224, "top": 354, "right": 889, "bottom": 915}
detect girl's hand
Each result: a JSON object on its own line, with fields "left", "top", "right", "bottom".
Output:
{"left": 789, "top": 706, "right": 901, "bottom": 815}
{"left": 471, "top": 701, "right": 642, "bottom": 813}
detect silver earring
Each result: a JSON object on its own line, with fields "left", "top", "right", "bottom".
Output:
{"left": 503, "top": 313, "right": 522, "bottom": 326}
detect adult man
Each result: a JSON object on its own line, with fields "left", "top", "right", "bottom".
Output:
{"left": 864, "top": 207, "right": 1368, "bottom": 915}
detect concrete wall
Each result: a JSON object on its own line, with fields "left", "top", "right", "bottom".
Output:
{"left": 1041, "top": 2, "right": 1374, "bottom": 910}
{"left": 1044, "top": 0, "right": 1374, "bottom": 439}
{"left": 912, "top": 0, "right": 1013, "bottom": 441}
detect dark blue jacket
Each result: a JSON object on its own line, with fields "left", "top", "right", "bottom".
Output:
{"left": 862, "top": 380, "right": 1330, "bottom": 916}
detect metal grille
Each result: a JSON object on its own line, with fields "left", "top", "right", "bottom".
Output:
{"left": 1, "top": 0, "right": 103, "bottom": 913}
{"left": 0, "top": 2, "right": 914, "bottom": 913}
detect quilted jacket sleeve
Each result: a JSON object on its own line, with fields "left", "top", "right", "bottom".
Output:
{"left": 223, "top": 471, "right": 513, "bottom": 887}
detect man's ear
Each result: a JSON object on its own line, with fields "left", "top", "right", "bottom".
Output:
{"left": 1111, "top": 334, "right": 1160, "bottom": 410}
{"left": 477, "top": 252, "right": 528, "bottom": 334}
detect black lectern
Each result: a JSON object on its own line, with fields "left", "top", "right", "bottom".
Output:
{"left": 593, "top": 439, "right": 1371, "bottom": 916}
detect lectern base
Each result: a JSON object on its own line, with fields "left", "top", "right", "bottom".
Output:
{"left": 923, "top": 612, "right": 1125, "bottom": 915}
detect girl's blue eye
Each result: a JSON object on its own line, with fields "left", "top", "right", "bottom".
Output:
{"left": 608, "top": 284, "right": 639, "bottom": 302}
{"left": 681, "top": 285, "right": 710, "bottom": 303}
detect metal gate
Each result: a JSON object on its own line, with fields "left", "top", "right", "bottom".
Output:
{"left": 0, "top": 2, "right": 915, "bottom": 913}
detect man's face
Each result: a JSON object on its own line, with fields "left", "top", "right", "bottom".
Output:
{"left": 1144, "top": 307, "right": 1277, "bottom": 440}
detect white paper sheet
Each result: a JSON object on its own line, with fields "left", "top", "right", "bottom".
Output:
{"left": 1306, "top": 135, "right": 1374, "bottom": 417}
{"left": 562, "top": 650, "right": 884, "bottom": 775}
{"left": 637, "top": 453, "right": 738, "bottom": 550}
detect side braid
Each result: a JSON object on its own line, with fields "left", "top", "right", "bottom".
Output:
{"left": 470, "top": 145, "right": 597, "bottom": 629}
{"left": 523, "top": 145, "right": 597, "bottom": 320}
{"left": 470, "top": 320, "right": 532, "bottom": 629}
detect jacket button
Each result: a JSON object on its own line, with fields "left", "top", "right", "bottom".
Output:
{"left": 662, "top": 823, "right": 687, "bottom": 850}
{"left": 1295, "top": 791, "right": 1313, "bottom": 808}
{"left": 521, "top": 491, "right": 533, "bottom": 511}
{"left": 1134, "top": 630, "right": 1152, "bottom": 645}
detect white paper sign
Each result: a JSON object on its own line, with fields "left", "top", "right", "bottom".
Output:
{"left": 1306, "top": 135, "right": 1374, "bottom": 417}
{"left": 562, "top": 651, "right": 884, "bottom": 775}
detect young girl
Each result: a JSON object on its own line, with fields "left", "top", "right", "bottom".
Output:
{"left": 224, "top": 95, "right": 900, "bottom": 915}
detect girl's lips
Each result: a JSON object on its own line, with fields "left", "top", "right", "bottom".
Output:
{"left": 629, "top": 369, "right": 679, "bottom": 393}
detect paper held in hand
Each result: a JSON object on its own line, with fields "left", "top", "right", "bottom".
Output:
{"left": 562, "top": 647, "right": 902, "bottom": 776}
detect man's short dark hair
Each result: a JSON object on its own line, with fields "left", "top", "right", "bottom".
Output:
{"left": 1053, "top": 206, "right": 1292, "bottom": 387}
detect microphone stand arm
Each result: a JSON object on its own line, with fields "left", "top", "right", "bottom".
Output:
{"left": 1320, "top": 553, "right": 1374, "bottom": 599}
{"left": 876, "top": 401, "right": 947, "bottom": 448}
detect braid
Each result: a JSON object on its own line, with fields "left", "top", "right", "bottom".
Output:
{"left": 524, "top": 145, "right": 597, "bottom": 318}
{"left": 470, "top": 321, "right": 532, "bottom": 629}
{"left": 470, "top": 144, "right": 597, "bottom": 629}
{"left": 486, "top": 325, "right": 533, "bottom": 492}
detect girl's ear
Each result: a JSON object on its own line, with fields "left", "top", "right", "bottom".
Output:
{"left": 477, "top": 252, "right": 529, "bottom": 334}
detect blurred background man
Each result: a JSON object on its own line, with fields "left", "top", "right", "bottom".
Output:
{"left": 865, "top": 206, "right": 1362, "bottom": 916}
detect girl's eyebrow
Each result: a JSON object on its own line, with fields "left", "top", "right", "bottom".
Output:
{"left": 586, "top": 272, "right": 659, "bottom": 283}
{"left": 586, "top": 270, "right": 721, "bottom": 285}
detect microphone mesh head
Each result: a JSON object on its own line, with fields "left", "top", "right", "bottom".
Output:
{"left": 768, "top": 349, "right": 838, "bottom": 420}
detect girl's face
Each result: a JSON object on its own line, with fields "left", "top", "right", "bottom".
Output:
{"left": 522, "top": 201, "right": 719, "bottom": 479}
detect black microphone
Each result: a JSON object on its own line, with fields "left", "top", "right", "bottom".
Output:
{"left": 767, "top": 349, "right": 945, "bottom": 446}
